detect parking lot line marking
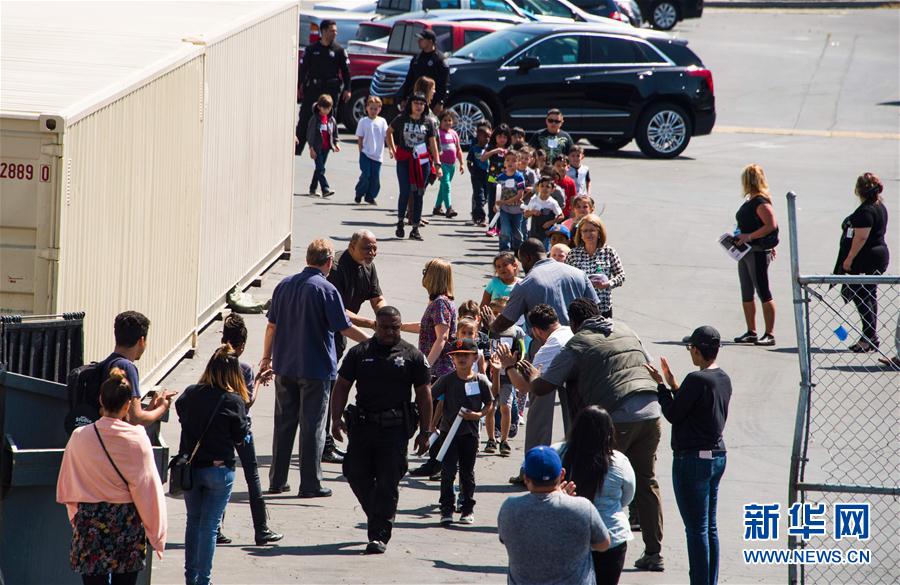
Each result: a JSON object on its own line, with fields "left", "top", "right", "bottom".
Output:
{"left": 714, "top": 125, "right": 900, "bottom": 140}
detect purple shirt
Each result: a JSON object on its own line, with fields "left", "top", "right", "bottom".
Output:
{"left": 267, "top": 267, "right": 352, "bottom": 380}
{"left": 418, "top": 295, "right": 457, "bottom": 377}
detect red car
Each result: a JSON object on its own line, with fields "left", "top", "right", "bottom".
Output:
{"left": 299, "top": 19, "right": 513, "bottom": 131}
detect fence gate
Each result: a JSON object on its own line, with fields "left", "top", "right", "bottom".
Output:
{"left": 786, "top": 192, "right": 899, "bottom": 585}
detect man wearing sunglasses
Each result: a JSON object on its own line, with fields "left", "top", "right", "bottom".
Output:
{"left": 529, "top": 108, "right": 575, "bottom": 161}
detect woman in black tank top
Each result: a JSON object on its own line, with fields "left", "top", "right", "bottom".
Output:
{"left": 733, "top": 164, "right": 779, "bottom": 346}
{"left": 835, "top": 173, "right": 890, "bottom": 352}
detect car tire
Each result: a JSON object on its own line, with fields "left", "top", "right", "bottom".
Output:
{"left": 446, "top": 95, "right": 493, "bottom": 149}
{"left": 341, "top": 88, "right": 369, "bottom": 133}
{"left": 588, "top": 137, "right": 632, "bottom": 152}
{"left": 650, "top": 1, "right": 679, "bottom": 30}
{"left": 635, "top": 102, "right": 692, "bottom": 158}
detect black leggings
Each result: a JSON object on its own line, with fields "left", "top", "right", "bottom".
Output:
{"left": 593, "top": 542, "right": 627, "bottom": 585}
{"left": 738, "top": 250, "right": 773, "bottom": 303}
{"left": 847, "top": 283, "right": 880, "bottom": 344}
{"left": 82, "top": 572, "right": 139, "bottom": 585}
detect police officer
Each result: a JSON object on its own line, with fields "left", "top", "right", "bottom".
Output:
{"left": 296, "top": 19, "right": 351, "bottom": 155}
{"left": 398, "top": 29, "right": 450, "bottom": 115}
{"left": 331, "top": 306, "right": 432, "bottom": 555}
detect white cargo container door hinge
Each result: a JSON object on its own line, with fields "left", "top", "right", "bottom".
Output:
{"left": 65, "top": 158, "right": 72, "bottom": 206}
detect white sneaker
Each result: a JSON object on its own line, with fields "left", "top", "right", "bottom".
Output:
{"left": 459, "top": 513, "right": 475, "bottom": 524}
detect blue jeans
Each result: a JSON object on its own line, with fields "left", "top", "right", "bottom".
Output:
{"left": 396, "top": 160, "right": 431, "bottom": 226}
{"left": 355, "top": 152, "right": 382, "bottom": 202}
{"left": 184, "top": 466, "right": 235, "bottom": 585}
{"left": 470, "top": 169, "right": 488, "bottom": 222}
{"left": 672, "top": 453, "right": 727, "bottom": 585}
{"left": 498, "top": 211, "right": 524, "bottom": 251}
{"left": 310, "top": 148, "right": 330, "bottom": 193}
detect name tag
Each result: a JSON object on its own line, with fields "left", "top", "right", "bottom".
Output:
{"left": 504, "top": 179, "right": 515, "bottom": 189}
{"left": 465, "top": 381, "right": 480, "bottom": 397}
{"left": 441, "top": 142, "right": 455, "bottom": 151}
{"left": 414, "top": 143, "right": 427, "bottom": 157}
{"left": 500, "top": 337, "right": 513, "bottom": 349}
{"left": 320, "top": 123, "right": 328, "bottom": 132}
{"left": 547, "top": 138, "right": 558, "bottom": 149}
{"left": 845, "top": 227, "right": 854, "bottom": 238}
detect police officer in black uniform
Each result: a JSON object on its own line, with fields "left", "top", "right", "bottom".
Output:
{"left": 296, "top": 19, "right": 351, "bottom": 155}
{"left": 398, "top": 29, "right": 451, "bottom": 115}
{"left": 331, "top": 306, "right": 432, "bottom": 555}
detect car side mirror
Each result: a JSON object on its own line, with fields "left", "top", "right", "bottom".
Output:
{"left": 518, "top": 56, "right": 540, "bottom": 72}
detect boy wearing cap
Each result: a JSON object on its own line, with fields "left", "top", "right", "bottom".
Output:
{"left": 498, "top": 446, "right": 610, "bottom": 585}
{"left": 431, "top": 337, "right": 493, "bottom": 525}
{"left": 646, "top": 326, "right": 732, "bottom": 585}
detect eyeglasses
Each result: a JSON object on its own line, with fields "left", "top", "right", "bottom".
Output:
{"left": 422, "top": 268, "right": 427, "bottom": 276}
{"left": 546, "top": 118, "right": 562, "bottom": 124}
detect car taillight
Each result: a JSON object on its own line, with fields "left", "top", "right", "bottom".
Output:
{"left": 610, "top": 11, "right": 629, "bottom": 23}
{"left": 687, "top": 66, "right": 714, "bottom": 96}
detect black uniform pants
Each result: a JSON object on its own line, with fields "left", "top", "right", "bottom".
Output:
{"left": 296, "top": 81, "right": 341, "bottom": 155}
{"left": 342, "top": 422, "right": 409, "bottom": 544}
{"left": 439, "top": 433, "right": 478, "bottom": 516}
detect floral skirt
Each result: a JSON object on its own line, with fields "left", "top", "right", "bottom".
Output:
{"left": 70, "top": 502, "right": 146, "bottom": 575}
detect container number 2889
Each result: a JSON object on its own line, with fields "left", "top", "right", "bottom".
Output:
{"left": 0, "top": 162, "right": 50, "bottom": 182}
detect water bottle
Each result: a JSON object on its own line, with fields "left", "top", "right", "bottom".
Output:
{"left": 834, "top": 325, "right": 849, "bottom": 342}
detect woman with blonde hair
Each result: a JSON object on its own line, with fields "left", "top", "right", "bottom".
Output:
{"left": 565, "top": 213, "right": 625, "bottom": 318}
{"left": 176, "top": 344, "right": 250, "bottom": 585}
{"left": 402, "top": 258, "right": 457, "bottom": 380}
{"left": 57, "top": 368, "right": 167, "bottom": 585}
{"left": 733, "top": 164, "right": 779, "bottom": 346}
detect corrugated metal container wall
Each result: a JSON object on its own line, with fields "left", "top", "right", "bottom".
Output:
{"left": 55, "top": 57, "right": 205, "bottom": 379}
{"left": 196, "top": 6, "right": 298, "bottom": 324}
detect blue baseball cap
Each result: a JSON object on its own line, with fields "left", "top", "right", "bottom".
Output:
{"left": 548, "top": 224, "right": 571, "bottom": 239}
{"left": 522, "top": 446, "right": 562, "bottom": 482}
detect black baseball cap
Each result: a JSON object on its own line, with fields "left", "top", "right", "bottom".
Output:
{"left": 417, "top": 29, "right": 437, "bottom": 42}
{"left": 682, "top": 325, "right": 721, "bottom": 348}
{"left": 447, "top": 337, "right": 479, "bottom": 355}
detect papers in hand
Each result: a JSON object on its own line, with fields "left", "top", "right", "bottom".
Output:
{"left": 719, "top": 233, "right": 751, "bottom": 261}
{"left": 436, "top": 408, "right": 466, "bottom": 462}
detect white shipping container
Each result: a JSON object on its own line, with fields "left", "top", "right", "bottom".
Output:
{"left": 1, "top": 1, "right": 299, "bottom": 384}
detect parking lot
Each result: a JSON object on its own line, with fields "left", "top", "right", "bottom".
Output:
{"left": 153, "top": 7, "right": 899, "bottom": 584}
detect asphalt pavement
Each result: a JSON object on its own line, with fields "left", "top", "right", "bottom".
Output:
{"left": 153, "top": 8, "right": 899, "bottom": 584}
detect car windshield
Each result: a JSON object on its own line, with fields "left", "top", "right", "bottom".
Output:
{"left": 356, "top": 23, "right": 390, "bottom": 42}
{"left": 514, "top": 0, "right": 575, "bottom": 18}
{"left": 454, "top": 28, "right": 538, "bottom": 61}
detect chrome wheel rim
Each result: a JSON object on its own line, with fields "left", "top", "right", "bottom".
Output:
{"left": 352, "top": 95, "right": 367, "bottom": 124}
{"left": 653, "top": 3, "right": 677, "bottom": 29}
{"left": 449, "top": 101, "right": 486, "bottom": 146}
{"left": 647, "top": 110, "right": 686, "bottom": 154}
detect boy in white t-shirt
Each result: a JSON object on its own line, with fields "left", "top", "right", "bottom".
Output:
{"left": 355, "top": 96, "right": 390, "bottom": 204}
{"left": 566, "top": 145, "right": 591, "bottom": 196}
{"left": 524, "top": 173, "right": 564, "bottom": 250}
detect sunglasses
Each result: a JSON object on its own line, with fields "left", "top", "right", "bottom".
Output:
{"left": 546, "top": 118, "right": 562, "bottom": 124}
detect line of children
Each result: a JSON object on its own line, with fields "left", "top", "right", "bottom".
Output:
{"left": 551, "top": 154, "right": 578, "bottom": 216}
{"left": 307, "top": 94, "right": 340, "bottom": 198}
{"left": 484, "top": 297, "right": 525, "bottom": 457}
{"left": 566, "top": 145, "right": 591, "bottom": 197}
{"left": 354, "top": 96, "right": 389, "bottom": 205}
{"left": 481, "top": 123, "right": 512, "bottom": 236}
{"left": 481, "top": 251, "right": 520, "bottom": 306}
{"left": 434, "top": 110, "right": 463, "bottom": 218}
{"left": 495, "top": 151, "right": 526, "bottom": 252}
{"left": 524, "top": 172, "right": 565, "bottom": 251}
{"left": 467, "top": 122, "right": 492, "bottom": 227}
{"left": 563, "top": 194, "right": 597, "bottom": 234}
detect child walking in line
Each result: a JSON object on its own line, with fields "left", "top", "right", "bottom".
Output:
{"left": 551, "top": 155, "right": 577, "bottom": 216}
{"left": 481, "top": 251, "right": 520, "bottom": 307}
{"left": 532, "top": 148, "right": 547, "bottom": 175}
{"left": 432, "top": 338, "right": 492, "bottom": 525}
{"left": 562, "top": 194, "right": 597, "bottom": 233}
{"left": 435, "top": 111, "right": 464, "bottom": 218}
{"left": 550, "top": 242, "right": 571, "bottom": 263}
{"left": 354, "top": 96, "right": 389, "bottom": 204}
{"left": 481, "top": 124, "right": 512, "bottom": 234}
{"left": 483, "top": 297, "right": 526, "bottom": 456}
{"left": 456, "top": 318, "right": 486, "bottom": 375}
{"left": 525, "top": 173, "right": 565, "bottom": 251}
{"left": 467, "top": 122, "right": 492, "bottom": 227}
{"left": 566, "top": 144, "right": 591, "bottom": 196}
{"left": 307, "top": 94, "right": 340, "bottom": 198}
{"left": 494, "top": 150, "right": 526, "bottom": 252}
{"left": 510, "top": 127, "right": 526, "bottom": 150}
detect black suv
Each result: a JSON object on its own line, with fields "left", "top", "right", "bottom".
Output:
{"left": 371, "top": 23, "right": 715, "bottom": 158}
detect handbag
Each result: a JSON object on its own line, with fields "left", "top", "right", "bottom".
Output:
{"left": 168, "top": 393, "right": 226, "bottom": 496}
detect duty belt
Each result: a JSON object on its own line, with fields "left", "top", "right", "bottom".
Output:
{"left": 356, "top": 407, "right": 404, "bottom": 426}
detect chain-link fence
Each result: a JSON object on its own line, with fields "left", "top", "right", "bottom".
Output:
{"left": 786, "top": 192, "right": 899, "bottom": 585}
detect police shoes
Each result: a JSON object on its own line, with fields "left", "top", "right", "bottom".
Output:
{"left": 321, "top": 449, "right": 344, "bottom": 464}
{"left": 255, "top": 528, "right": 284, "bottom": 546}
{"left": 298, "top": 487, "right": 333, "bottom": 498}
{"left": 267, "top": 484, "right": 291, "bottom": 494}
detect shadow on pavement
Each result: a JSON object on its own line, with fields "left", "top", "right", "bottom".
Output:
{"left": 244, "top": 541, "right": 367, "bottom": 557}
{"left": 429, "top": 560, "right": 506, "bottom": 574}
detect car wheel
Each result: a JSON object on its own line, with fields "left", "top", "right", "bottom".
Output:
{"left": 588, "top": 137, "right": 632, "bottom": 152}
{"left": 341, "top": 88, "right": 369, "bottom": 133}
{"left": 650, "top": 1, "right": 679, "bottom": 30}
{"left": 447, "top": 95, "right": 492, "bottom": 149}
{"left": 635, "top": 103, "right": 692, "bottom": 158}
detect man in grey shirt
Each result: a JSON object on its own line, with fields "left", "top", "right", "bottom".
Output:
{"left": 526, "top": 298, "right": 665, "bottom": 573}
{"left": 498, "top": 446, "right": 609, "bottom": 585}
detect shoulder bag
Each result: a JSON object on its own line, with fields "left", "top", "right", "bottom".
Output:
{"left": 168, "top": 393, "right": 226, "bottom": 496}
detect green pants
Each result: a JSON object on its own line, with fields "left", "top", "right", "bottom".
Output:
{"left": 435, "top": 162, "right": 455, "bottom": 210}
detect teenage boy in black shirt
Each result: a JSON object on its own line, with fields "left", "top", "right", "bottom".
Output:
{"left": 432, "top": 337, "right": 492, "bottom": 526}
{"left": 646, "top": 325, "right": 732, "bottom": 585}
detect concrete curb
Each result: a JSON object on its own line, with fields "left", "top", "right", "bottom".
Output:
{"left": 706, "top": 1, "right": 899, "bottom": 8}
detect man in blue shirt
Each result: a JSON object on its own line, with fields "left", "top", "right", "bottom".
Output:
{"left": 261, "top": 238, "right": 368, "bottom": 497}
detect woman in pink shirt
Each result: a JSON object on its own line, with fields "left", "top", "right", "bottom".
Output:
{"left": 57, "top": 368, "right": 167, "bottom": 585}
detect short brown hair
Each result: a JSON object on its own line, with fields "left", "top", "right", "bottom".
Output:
{"left": 458, "top": 299, "right": 480, "bottom": 319}
{"left": 457, "top": 318, "right": 478, "bottom": 336}
{"left": 306, "top": 238, "right": 334, "bottom": 267}
{"left": 422, "top": 258, "right": 454, "bottom": 300}
{"left": 573, "top": 214, "right": 607, "bottom": 248}
{"left": 569, "top": 145, "right": 584, "bottom": 155}
{"left": 365, "top": 95, "right": 382, "bottom": 107}
{"left": 317, "top": 94, "right": 333, "bottom": 109}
